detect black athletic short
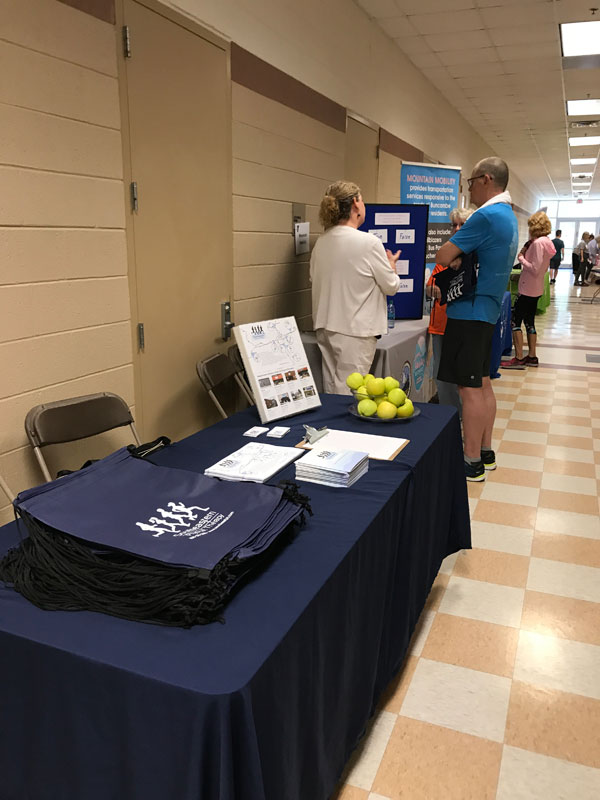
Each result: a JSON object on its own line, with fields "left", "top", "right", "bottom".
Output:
{"left": 437, "top": 317, "right": 495, "bottom": 388}
{"left": 512, "top": 294, "right": 540, "bottom": 332}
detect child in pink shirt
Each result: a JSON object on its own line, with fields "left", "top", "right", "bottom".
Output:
{"left": 503, "top": 211, "right": 555, "bottom": 369}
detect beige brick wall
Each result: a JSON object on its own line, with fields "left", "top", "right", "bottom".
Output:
{"left": 232, "top": 83, "right": 345, "bottom": 332}
{"left": 0, "top": 0, "right": 133, "bottom": 524}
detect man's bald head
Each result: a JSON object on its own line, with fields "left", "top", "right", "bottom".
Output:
{"left": 473, "top": 157, "right": 509, "bottom": 191}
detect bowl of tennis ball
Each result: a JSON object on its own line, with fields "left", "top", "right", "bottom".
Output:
{"left": 346, "top": 373, "right": 417, "bottom": 421}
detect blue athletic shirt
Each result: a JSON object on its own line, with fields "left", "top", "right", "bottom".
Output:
{"left": 446, "top": 202, "right": 518, "bottom": 324}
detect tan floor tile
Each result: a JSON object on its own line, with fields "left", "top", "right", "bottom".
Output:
{"left": 505, "top": 681, "right": 600, "bottom": 769}
{"left": 424, "top": 572, "right": 449, "bottom": 611}
{"left": 373, "top": 717, "right": 502, "bottom": 800}
{"left": 486, "top": 467, "right": 542, "bottom": 488}
{"left": 547, "top": 434, "right": 594, "bottom": 450}
{"left": 538, "top": 488, "right": 599, "bottom": 515}
{"left": 532, "top": 531, "right": 600, "bottom": 569}
{"left": 467, "top": 481, "right": 485, "bottom": 498}
{"left": 379, "top": 656, "right": 419, "bottom": 713}
{"left": 506, "top": 419, "right": 550, "bottom": 433}
{"left": 473, "top": 500, "right": 537, "bottom": 529}
{"left": 496, "top": 380, "right": 524, "bottom": 389}
{"left": 330, "top": 785, "right": 370, "bottom": 800}
{"left": 498, "top": 440, "right": 547, "bottom": 458}
{"left": 521, "top": 590, "right": 600, "bottom": 646}
{"left": 514, "top": 402, "right": 550, "bottom": 413}
{"left": 421, "top": 613, "right": 518, "bottom": 678}
{"left": 495, "top": 407, "right": 512, "bottom": 418}
{"left": 551, "top": 398, "right": 593, "bottom": 408}
{"left": 595, "top": 450, "right": 600, "bottom": 465}
{"left": 453, "top": 548, "right": 529, "bottom": 588}
{"left": 551, "top": 414, "right": 590, "bottom": 428}
{"left": 543, "top": 458, "right": 596, "bottom": 478}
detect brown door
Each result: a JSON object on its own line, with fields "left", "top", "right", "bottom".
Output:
{"left": 345, "top": 116, "right": 379, "bottom": 202}
{"left": 120, "top": 0, "right": 232, "bottom": 441}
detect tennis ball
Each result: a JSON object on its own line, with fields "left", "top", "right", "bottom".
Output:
{"left": 396, "top": 398, "right": 414, "bottom": 418}
{"left": 363, "top": 373, "right": 375, "bottom": 384}
{"left": 388, "top": 388, "right": 406, "bottom": 407}
{"left": 357, "top": 398, "right": 377, "bottom": 417}
{"left": 355, "top": 385, "right": 369, "bottom": 400}
{"left": 384, "top": 376, "right": 400, "bottom": 393}
{"left": 376, "top": 400, "right": 397, "bottom": 420}
{"left": 365, "top": 377, "right": 385, "bottom": 397}
{"left": 346, "top": 372, "right": 364, "bottom": 390}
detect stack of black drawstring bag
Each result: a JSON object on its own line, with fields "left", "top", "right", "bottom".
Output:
{"left": 0, "top": 437, "right": 311, "bottom": 628}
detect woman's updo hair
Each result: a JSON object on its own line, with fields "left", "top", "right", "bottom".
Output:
{"left": 319, "top": 181, "right": 361, "bottom": 230}
{"left": 528, "top": 211, "right": 552, "bottom": 238}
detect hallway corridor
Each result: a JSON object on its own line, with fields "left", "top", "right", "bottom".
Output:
{"left": 334, "top": 270, "right": 600, "bottom": 799}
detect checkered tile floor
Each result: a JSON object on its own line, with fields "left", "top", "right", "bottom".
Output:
{"left": 332, "top": 271, "right": 600, "bottom": 800}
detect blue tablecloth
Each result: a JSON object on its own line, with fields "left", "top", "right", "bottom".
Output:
{"left": 0, "top": 396, "right": 470, "bottom": 800}
{"left": 490, "top": 290, "right": 513, "bottom": 378}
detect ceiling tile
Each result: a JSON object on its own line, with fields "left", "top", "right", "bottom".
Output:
{"left": 408, "top": 51, "right": 443, "bottom": 68}
{"left": 425, "top": 29, "right": 493, "bottom": 52}
{"left": 407, "top": 9, "right": 484, "bottom": 35}
{"left": 446, "top": 61, "right": 505, "bottom": 77}
{"left": 478, "top": 2, "right": 553, "bottom": 26}
{"left": 394, "top": 34, "right": 431, "bottom": 55}
{"left": 438, "top": 47, "right": 499, "bottom": 65}
{"left": 396, "top": 0, "right": 476, "bottom": 12}
{"left": 489, "top": 23, "right": 557, "bottom": 46}
{"left": 377, "top": 15, "right": 418, "bottom": 37}
{"left": 495, "top": 42, "right": 561, "bottom": 61}
{"left": 564, "top": 69, "right": 600, "bottom": 97}
{"left": 355, "top": 0, "right": 399, "bottom": 17}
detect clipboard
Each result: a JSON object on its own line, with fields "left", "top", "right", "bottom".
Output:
{"left": 295, "top": 428, "right": 409, "bottom": 461}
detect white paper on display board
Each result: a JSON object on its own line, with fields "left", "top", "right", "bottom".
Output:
{"left": 368, "top": 229, "right": 388, "bottom": 243}
{"left": 234, "top": 317, "right": 321, "bottom": 424}
{"left": 375, "top": 212, "right": 410, "bottom": 226}
{"left": 396, "top": 229, "right": 415, "bottom": 244}
{"left": 396, "top": 279, "right": 414, "bottom": 293}
{"left": 294, "top": 222, "right": 310, "bottom": 255}
{"left": 395, "top": 260, "right": 410, "bottom": 276}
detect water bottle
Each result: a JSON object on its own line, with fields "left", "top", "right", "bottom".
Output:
{"left": 387, "top": 299, "right": 395, "bottom": 331}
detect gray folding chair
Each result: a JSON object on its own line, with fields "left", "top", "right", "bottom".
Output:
{"left": 0, "top": 474, "right": 14, "bottom": 503}
{"left": 25, "top": 393, "right": 141, "bottom": 482}
{"left": 196, "top": 353, "right": 254, "bottom": 419}
{"left": 227, "top": 344, "right": 253, "bottom": 397}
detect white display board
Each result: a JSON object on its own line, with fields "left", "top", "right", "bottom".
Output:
{"left": 234, "top": 317, "right": 322, "bottom": 423}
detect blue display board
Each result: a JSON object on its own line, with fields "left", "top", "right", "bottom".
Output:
{"left": 359, "top": 203, "right": 429, "bottom": 320}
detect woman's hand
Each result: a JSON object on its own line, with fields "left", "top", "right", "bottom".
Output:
{"left": 427, "top": 284, "right": 441, "bottom": 300}
{"left": 449, "top": 256, "right": 462, "bottom": 271}
{"left": 386, "top": 249, "right": 401, "bottom": 270}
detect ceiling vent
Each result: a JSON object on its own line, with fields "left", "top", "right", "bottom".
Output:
{"left": 571, "top": 120, "right": 600, "bottom": 128}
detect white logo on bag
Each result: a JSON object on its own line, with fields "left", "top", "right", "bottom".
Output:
{"left": 136, "top": 500, "right": 234, "bottom": 540}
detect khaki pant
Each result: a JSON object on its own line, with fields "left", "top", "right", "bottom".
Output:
{"left": 316, "top": 329, "right": 377, "bottom": 394}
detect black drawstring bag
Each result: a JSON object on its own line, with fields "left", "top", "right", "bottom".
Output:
{"left": 432, "top": 250, "right": 478, "bottom": 305}
{"left": 0, "top": 439, "right": 311, "bottom": 627}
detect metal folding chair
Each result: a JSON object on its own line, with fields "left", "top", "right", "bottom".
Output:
{"left": 582, "top": 266, "right": 600, "bottom": 304}
{"left": 0, "top": 474, "right": 14, "bottom": 503}
{"left": 227, "top": 344, "right": 253, "bottom": 397}
{"left": 196, "top": 353, "right": 254, "bottom": 419}
{"left": 25, "top": 393, "right": 141, "bottom": 482}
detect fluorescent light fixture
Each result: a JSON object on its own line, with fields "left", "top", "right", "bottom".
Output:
{"left": 569, "top": 136, "right": 600, "bottom": 146}
{"left": 572, "top": 172, "right": 594, "bottom": 178}
{"left": 561, "top": 21, "right": 600, "bottom": 56}
{"left": 572, "top": 183, "right": 592, "bottom": 188}
{"left": 567, "top": 99, "right": 600, "bottom": 116}
{"left": 570, "top": 158, "right": 597, "bottom": 165}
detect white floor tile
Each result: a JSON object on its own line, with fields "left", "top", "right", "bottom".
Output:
{"left": 496, "top": 746, "right": 600, "bottom": 800}
{"left": 549, "top": 422, "right": 594, "bottom": 438}
{"left": 502, "top": 429, "right": 548, "bottom": 445}
{"left": 439, "top": 576, "right": 524, "bottom": 628}
{"left": 439, "top": 552, "right": 458, "bottom": 575}
{"left": 470, "top": 521, "right": 533, "bottom": 556}
{"left": 496, "top": 452, "right": 544, "bottom": 472}
{"left": 596, "top": 464, "right": 600, "bottom": 480}
{"left": 400, "top": 659, "right": 511, "bottom": 742}
{"left": 369, "top": 794, "right": 392, "bottom": 800}
{"left": 344, "top": 711, "right": 397, "bottom": 791}
{"left": 551, "top": 405, "right": 591, "bottom": 419}
{"left": 591, "top": 402, "right": 600, "bottom": 410}
{"left": 527, "top": 557, "right": 600, "bottom": 604}
{"left": 496, "top": 400, "right": 515, "bottom": 410}
{"left": 555, "top": 391, "right": 590, "bottom": 401}
{"left": 511, "top": 410, "right": 551, "bottom": 423}
{"left": 408, "top": 610, "right": 435, "bottom": 657}
{"left": 481, "top": 481, "right": 540, "bottom": 507}
{"left": 514, "top": 630, "right": 600, "bottom": 700}
{"left": 541, "top": 472, "right": 598, "bottom": 496}
{"left": 493, "top": 416, "right": 509, "bottom": 428}
{"left": 544, "top": 445, "right": 594, "bottom": 464}
{"left": 535, "top": 507, "right": 600, "bottom": 540}
{"left": 468, "top": 497, "right": 478, "bottom": 516}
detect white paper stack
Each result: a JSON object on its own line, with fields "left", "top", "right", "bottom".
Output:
{"left": 295, "top": 448, "right": 369, "bottom": 488}
{"left": 205, "top": 442, "right": 301, "bottom": 483}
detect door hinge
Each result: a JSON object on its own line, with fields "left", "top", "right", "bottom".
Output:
{"left": 137, "top": 322, "right": 145, "bottom": 351}
{"left": 130, "top": 181, "right": 138, "bottom": 213}
{"left": 122, "top": 26, "right": 132, "bottom": 58}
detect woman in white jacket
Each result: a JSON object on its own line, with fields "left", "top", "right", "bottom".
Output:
{"left": 310, "top": 181, "right": 401, "bottom": 393}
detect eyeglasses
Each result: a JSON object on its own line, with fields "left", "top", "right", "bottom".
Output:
{"left": 467, "top": 174, "right": 486, "bottom": 189}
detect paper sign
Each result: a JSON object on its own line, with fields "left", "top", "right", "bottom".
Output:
{"left": 368, "top": 229, "right": 388, "bottom": 243}
{"left": 294, "top": 222, "right": 310, "bottom": 255}
{"left": 395, "top": 260, "right": 410, "bottom": 276}
{"left": 375, "top": 212, "right": 410, "bottom": 226}
{"left": 396, "top": 229, "right": 415, "bottom": 244}
{"left": 396, "top": 279, "right": 414, "bottom": 293}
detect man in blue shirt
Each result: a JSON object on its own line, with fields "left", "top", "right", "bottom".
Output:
{"left": 435, "top": 157, "right": 518, "bottom": 482}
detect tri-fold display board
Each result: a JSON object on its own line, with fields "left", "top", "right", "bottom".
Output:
{"left": 359, "top": 204, "right": 429, "bottom": 320}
